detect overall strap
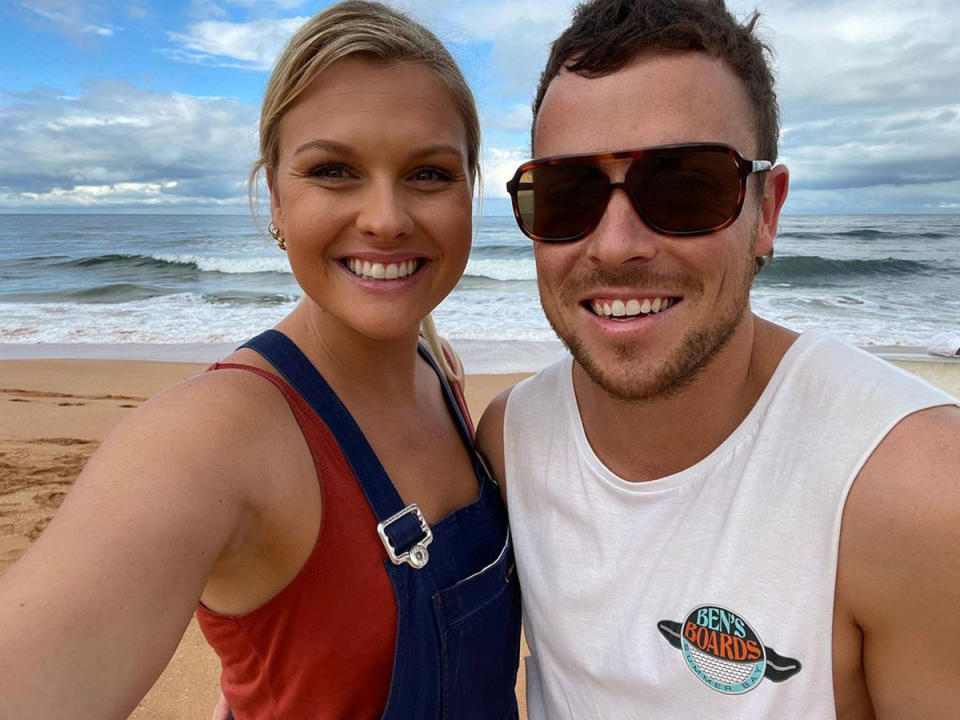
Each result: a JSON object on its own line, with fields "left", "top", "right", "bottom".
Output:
{"left": 416, "top": 344, "right": 475, "bottom": 452}
{"left": 419, "top": 344, "right": 498, "bottom": 489}
{"left": 239, "top": 330, "right": 432, "bottom": 564}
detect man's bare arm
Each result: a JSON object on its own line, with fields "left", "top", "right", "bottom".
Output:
{"left": 837, "top": 404, "right": 960, "bottom": 718}
{"left": 476, "top": 388, "right": 514, "bottom": 504}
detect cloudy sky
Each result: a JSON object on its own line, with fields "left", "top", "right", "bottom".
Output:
{"left": 1, "top": 0, "right": 958, "bottom": 214}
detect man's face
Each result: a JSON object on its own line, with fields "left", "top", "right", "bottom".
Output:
{"left": 532, "top": 51, "right": 780, "bottom": 401}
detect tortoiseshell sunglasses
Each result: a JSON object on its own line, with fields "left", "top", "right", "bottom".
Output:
{"left": 505, "top": 143, "right": 772, "bottom": 243}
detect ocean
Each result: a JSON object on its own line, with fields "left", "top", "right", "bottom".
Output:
{"left": 1, "top": 213, "right": 958, "bottom": 370}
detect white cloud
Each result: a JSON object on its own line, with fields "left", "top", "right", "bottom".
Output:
{"left": 742, "top": 0, "right": 960, "bottom": 117}
{"left": 7, "top": 0, "right": 960, "bottom": 213}
{"left": 407, "top": 0, "right": 571, "bottom": 37}
{"left": 400, "top": 0, "right": 576, "bottom": 98}
{"left": 224, "top": 0, "right": 309, "bottom": 8}
{"left": 484, "top": 103, "right": 534, "bottom": 134}
{"left": 0, "top": 83, "right": 258, "bottom": 209}
{"left": 167, "top": 16, "right": 305, "bottom": 70}
{"left": 786, "top": 179, "right": 960, "bottom": 215}
{"left": 18, "top": 181, "right": 178, "bottom": 204}
{"left": 165, "top": 1, "right": 577, "bottom": 96}
{"left": 481, "top": 146, "right": 529, "bottom": 199}
{"left": 186, "top": 0, "right": 227, "bottom": 20}
{"left": 718, "top": 0, "right": 960, "bottom": 209}
{"left": 21, "top": 0, "right": 115, "bottom": 38}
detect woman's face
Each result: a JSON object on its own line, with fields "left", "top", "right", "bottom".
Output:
{"left": 270, "top": 58, "right": 473, "bottom": 342}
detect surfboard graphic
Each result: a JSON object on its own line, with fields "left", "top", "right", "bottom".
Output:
{"left": 657, "top": 605, "right": 802, "bottom": 694}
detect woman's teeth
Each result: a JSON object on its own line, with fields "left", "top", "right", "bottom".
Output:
{"left": 590, "top": 297, "right": 674, "bottom": 318}
{"left": 346, "top": 258, "right": 419, "bottom": 280}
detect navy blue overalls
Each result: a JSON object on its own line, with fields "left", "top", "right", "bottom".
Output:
{"left": 238, "top": 330, "right": 522, "bottom": 719}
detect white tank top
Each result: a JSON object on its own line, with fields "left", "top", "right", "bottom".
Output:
{"left": 504, "top": 330, "right": 957, "bottom": 719}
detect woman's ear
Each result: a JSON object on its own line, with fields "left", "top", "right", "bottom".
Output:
{"left": 267, "top": 167, "right": 282, "bottom": 230}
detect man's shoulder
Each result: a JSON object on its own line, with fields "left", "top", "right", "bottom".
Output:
{"left": 773, "top": 329, "right": 955, "bottom": 406}
{"left": 835, "top": 403, "right": 960, "bottom": 712}
{"left": 476, "top": 355, "right": 569, "bottom": 458}
{"left": 837, "top": 403, "right": 960, "bottom": 595}
{"left": 853, "top": 403, "right": 960, "bottom": 504}
{"left": 507, "top": 354, "right": 571, "bottom": 400}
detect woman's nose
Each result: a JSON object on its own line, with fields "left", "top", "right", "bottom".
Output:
{"left": 355, "top": 181, "right": 415, "bottom": 241}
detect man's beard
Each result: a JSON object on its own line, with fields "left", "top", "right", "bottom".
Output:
{"left": 544, "top": 250, "right": 756, "bottom": 403}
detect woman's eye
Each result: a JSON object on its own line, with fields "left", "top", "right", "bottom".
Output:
{"left": 310, "top": 163, "right": 353, "bottom": 180}
{"left": 410, "top": 167, "right": 452, "bottom": 182}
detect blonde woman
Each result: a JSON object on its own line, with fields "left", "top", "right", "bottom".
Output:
{"left": 0, "top": 3, "right": 521, "bottom": 718}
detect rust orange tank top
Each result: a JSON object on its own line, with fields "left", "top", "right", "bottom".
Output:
{"left": 195, "top": 363, "right": 396, "bottom": 719}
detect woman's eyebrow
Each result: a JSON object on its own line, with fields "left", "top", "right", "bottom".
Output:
{"left": 407, "top": 144, "right": 464, "bottom": 161}
{"left": 293, "top": 139, "right": 353, "bottom": 157}
{"left": 292, "top": 139, "right": 464, "bottom": 162}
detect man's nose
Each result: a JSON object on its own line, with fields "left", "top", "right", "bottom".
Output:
{"left": 584, "top": 186, "right": 660, "bottom": 266}
{"left": 355, "top": 181, "right": 415, "bottom": 240}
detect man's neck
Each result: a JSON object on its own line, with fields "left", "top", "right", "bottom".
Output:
{"left": 572, "top": 315, "right": 797, "bottom": 482}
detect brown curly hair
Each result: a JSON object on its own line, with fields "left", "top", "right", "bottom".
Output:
{"left": 533, "top": 0, "right": 780, "bottom": 163}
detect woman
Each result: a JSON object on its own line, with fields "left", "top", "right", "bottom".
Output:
{"left": 0, "top": 3, "right": 521, "bottom": 718}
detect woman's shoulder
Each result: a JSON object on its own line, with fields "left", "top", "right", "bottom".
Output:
{"left": 152, "top": 358, "right": 289, "bottom": 426}
{"left": 100, "top": 357, "right": 297, "bottom": 480}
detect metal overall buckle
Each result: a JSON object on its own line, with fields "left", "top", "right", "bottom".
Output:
{"left": 377, "top": 503, "right": 433, "bottom": 569}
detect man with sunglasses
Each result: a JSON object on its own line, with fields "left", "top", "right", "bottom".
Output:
{"left": 476, "top": 0, "right": 960, "bottom": 717}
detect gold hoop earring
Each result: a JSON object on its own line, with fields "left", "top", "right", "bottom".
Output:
{"left": 268, "top": 221, "right": 286, "bottom": 251}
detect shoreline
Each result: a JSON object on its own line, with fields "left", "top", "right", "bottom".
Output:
{"left": 0, "top": 338, "right": 573, "bottom": 374}
{"left": 1, "top": 338, "right": 956, "bottom": 373}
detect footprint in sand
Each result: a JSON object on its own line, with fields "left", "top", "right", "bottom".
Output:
{"left": 1, "top": 389, "right": 145, "bottom": 403}
{"left": 26, "top": 438, "right": 95, "bottom": 446}
{"left": 1, "top": 388, "right": 74, "bottom": 399}
{"left": 26, "top": 516, "right": 52, "bottom": 541}
{"left": 33, "top": 490, "right": 67, "bottom": 509}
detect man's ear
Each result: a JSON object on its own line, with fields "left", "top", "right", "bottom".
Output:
{"left": 754, "top": 164, "right": 789, "bottom": 260}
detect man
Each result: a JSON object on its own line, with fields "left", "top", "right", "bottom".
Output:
{"left": 477, "top": 0, "right": 960, "bottom": 717}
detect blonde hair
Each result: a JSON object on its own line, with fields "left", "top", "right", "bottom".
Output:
{"left": 252, "top": 0, "right": 478, "bottom": 384}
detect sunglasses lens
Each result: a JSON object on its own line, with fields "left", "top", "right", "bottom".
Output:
{"left": 628, "top": 149, "right": 741, "bottom": 234}
{"left": 514, "top": 164, "right": 609, "bottom": 241}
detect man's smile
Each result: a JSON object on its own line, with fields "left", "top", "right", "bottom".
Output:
{"left": 585, "top": 296, "right": 679, "bottom": 319}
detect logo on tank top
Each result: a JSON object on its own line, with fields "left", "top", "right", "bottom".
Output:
{"left": 657, "top": 605, "right": 802, "bottom": 694}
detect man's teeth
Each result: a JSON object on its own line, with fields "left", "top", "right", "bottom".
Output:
{"left": 590, "top": 297, "right": 674, "bottom": 318}
{"left": 346, "top": 258, "right": 419, "bottom": 280}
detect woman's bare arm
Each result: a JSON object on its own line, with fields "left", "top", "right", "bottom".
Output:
{"left": 0, "top": 373, "right": 267, "bottom": 719}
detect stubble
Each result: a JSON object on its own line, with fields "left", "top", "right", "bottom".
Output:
{"left": 545, "top": 243, "right": 757, "bottom": 402}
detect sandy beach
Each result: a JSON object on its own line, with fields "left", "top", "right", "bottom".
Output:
{"left": 1, "top": 352, "right": 957, "bottom": 718}
{"left": 0, "top": 357, "right": 528, "bottom": 719}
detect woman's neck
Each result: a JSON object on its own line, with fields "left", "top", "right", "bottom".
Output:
{"left": 276, "top": 299, "right": 429, "bottom": 407}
